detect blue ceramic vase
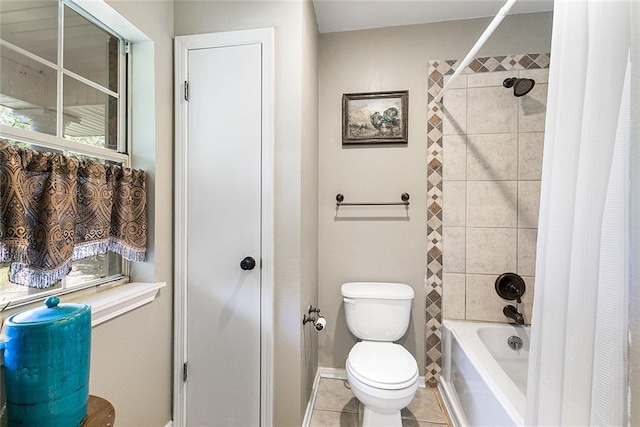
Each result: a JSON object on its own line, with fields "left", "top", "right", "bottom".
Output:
{"left": 4, "top": 296, "right": 91, "bottom": 427}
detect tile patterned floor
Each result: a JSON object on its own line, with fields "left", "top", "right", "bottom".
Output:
{"left": 309, "top": 378, "right": 451, "bottom": 427}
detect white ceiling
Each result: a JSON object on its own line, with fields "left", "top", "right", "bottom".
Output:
{"left": 313, "top": 0, "right": 554, "bottom": 33}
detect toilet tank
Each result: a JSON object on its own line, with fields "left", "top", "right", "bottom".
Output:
{"left": 341, "top": 282, "right": 414, "bottom": 342}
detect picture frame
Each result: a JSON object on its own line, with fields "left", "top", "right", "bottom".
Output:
{"left": 342, "top": 90, "right": 408, "bottom": 145}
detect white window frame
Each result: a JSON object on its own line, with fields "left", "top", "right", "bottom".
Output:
{"left": 0, "top": 0, "right": 130, "bottom": 164}
{"left": 0, "top": 1, "right": 130, "bottom": 308}
{"left": 0, "top": 0, "right": 161, "bottom": 318}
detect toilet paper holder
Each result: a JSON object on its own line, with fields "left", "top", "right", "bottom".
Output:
{"left": 303, "top": 305, "right": 326, "bottom": 332}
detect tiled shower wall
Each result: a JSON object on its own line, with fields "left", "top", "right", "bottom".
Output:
{"left": 425, "top": 54, "right": 550, "bottom": 385}
{"left": 441, "top": 66, "right": 549, "bottom": 322}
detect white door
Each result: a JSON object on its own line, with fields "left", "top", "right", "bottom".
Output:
{"left": 183, "top": 42, "right": 263, "bottom": 426}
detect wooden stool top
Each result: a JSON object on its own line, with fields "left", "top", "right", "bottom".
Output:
{"left": 83, "top": 395, "right": 115, "bottom": 427}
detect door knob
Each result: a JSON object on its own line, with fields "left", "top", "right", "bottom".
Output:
{"left": 240, "top": 256, "right": 256, "bottom": 271}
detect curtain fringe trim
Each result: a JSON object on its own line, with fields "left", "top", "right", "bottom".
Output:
{"left": 3, "top": 241, "right": 146, "bottom": 289}
{"left": 0, "top": 244, "right": 29, "bottom": 264}
{"left": 109, "top": 242, "right": 146, "bottom": 263}
{"left": 73, "top": 241, "right": 111, "bottom": 260}
{"left": 73, "top": 240, "right": 145, "bottom": 263}
{"left": 9, "top": 261, "right": 73, "bottom": 289}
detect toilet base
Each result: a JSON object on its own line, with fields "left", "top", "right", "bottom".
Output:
{"left": 359, "top": 403, "right": 402, "bottom": 427}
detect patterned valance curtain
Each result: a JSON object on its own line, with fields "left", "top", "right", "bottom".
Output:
{"left": 0, "top": 142, "right": 147, "bottom": 289}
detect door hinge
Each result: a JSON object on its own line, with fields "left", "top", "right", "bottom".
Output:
{"left": 124, "top": 41, "right": 131, "bottom": 54}
{"left": 184, "top": 81, "right": 189, "bottom": 101}
{"left": 183, "top": 362, "right": 188, "bottom": 382}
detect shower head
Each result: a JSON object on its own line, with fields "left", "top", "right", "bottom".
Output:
{"left": 503, "top": 77, "right": 535, "bottom": 97}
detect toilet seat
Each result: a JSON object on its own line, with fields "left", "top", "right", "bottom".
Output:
{"left": 347, "top": 342, "right": 418, "bottom": 390}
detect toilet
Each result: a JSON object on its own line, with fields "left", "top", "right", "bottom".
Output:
{"left": 342, "top": 282, "right": 419, "bottom": 427}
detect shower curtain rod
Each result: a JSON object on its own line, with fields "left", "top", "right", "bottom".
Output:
{"left": 434, "top": 0, "right": 517, "bottom": 104}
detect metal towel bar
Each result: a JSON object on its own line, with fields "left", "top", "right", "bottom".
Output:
{"left": 335, "top": 193, "right": 410, "bottom": 207}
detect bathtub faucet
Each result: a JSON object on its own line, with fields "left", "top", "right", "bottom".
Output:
{"left": 503, "top": 304, "right": 525, "bottom": 325}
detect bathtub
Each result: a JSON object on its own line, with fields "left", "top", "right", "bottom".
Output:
{"left": 438, "top": 320, "right": 530, "bottom": 427}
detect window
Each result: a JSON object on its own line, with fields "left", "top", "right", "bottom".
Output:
{"left": 0, "top": 0, "right": 131, "bottom": 307}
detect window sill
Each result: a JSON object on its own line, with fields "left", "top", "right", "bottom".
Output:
{"left": 0, "top": 281, "right": 165, "bottom": 365}
{"left": 70, "top": 281, "right": 166, "bottom": 327}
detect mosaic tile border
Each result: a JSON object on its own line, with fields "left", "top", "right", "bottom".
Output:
{"left": 425, "top": 53, "right": 550, "bottom": 387}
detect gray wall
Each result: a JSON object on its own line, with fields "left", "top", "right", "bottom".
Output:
{"left": 317, "top": 12, "right": 553, "bottom": 373}
{"left": 174, "top": 1, "right": 319, "bottom": 425}
{"left": 630, "top": 0, "right": 639, "bottom": 422}
{"left": 92, "top": 1, "right": 174, "bottom": 425}
{"left": 300, "top": 0, "right": 320, "bottom": 416}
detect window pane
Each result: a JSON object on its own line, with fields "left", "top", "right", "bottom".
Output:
{"left": 0, "top": 0, "right": 58, "bottom": 63}
{"left": 63, "top": 75, "right": 118, "bottom": 149}
{"left": 0, "top": 45, "right": 57, "bottom": 135}
{"left": 2, "top": 138, "right": 65, "bottom": 156}
{"left": 0, "top": 133, "right": 28, "bottom": 148}
{"left": 64, "top": 5, "right": 119, "bottom": 92}
{"left": 68, "top": 152, "right": 121, "bottom": 166}
{"left": 65, "top": 253, "right": 122, "bottom": 288}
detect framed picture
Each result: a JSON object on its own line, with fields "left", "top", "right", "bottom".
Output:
{"left": 342, "top": 90, "right": 408, "bottom": 145}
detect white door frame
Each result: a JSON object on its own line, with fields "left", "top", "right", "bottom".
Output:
{"left": 173, "top": 28, "right": 274, "bottom": 427}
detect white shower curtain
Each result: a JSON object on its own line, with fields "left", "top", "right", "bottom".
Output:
{"left": 525, "top": 0, "right": 632, "bottom": 426}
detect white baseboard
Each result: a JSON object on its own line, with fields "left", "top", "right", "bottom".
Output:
{"left": 302, "top": 368, "right": 348, "bottom": 427}
{"left": 317, "top": 367, "right": 348, "bottom": 380}
{"left": 164, "top": 421, "right": 173, "bottom": 427}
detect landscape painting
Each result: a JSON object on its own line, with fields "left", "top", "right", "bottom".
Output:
{"left": 342, "top": 90, "right": 408, "bottom": 145}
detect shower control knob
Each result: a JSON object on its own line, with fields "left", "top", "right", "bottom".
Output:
{"left": 240, "top": 256, "right": 256, "bottom": 271}
{"left": 507, "top": 336, "right": 524, "bottom": 351}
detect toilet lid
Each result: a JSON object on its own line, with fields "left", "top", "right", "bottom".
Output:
{"left": 347, "top": 342, "right": 418, "bottom": 390}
